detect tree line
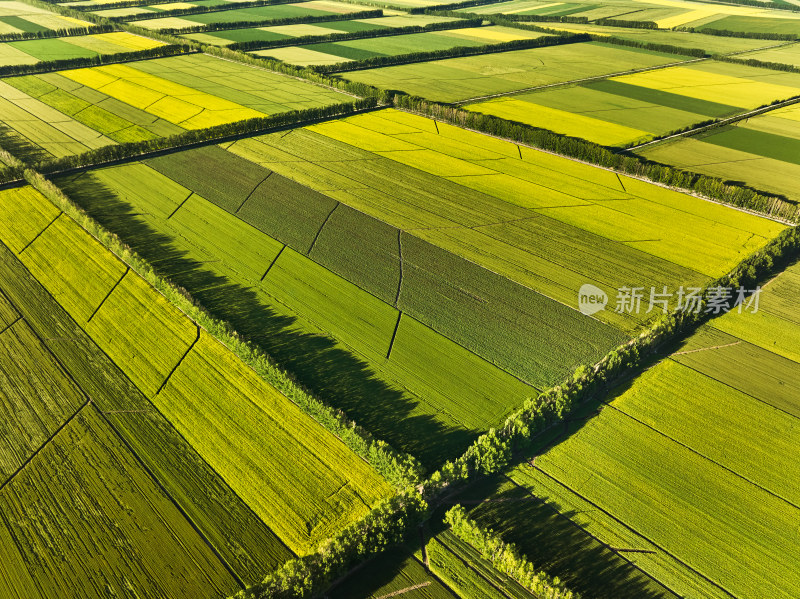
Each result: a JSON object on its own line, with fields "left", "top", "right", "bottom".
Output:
{"left": 154, "top": 10, "right": 383, "bottom": 34}
{"left": 393, "top": 94, "right": 800, "bottom": 222}
{"left": 446, "top": 506, "right": 580, "bottom": 599}
{"left": 0, "top": 44, "right": 195, "bottom": 77}
{"left": 312, "top": 34, "right": 591, "bottom": 73}
{"left": 226, "top": 17, "right": 483, "bottom": 52}
{"left": 676, "top": 26, "right": 797, "bottom": 40}
{"left": 593, "top": 18, "right": 657, "bottom": 29}
{"left": 408, "top": 0, "right": 511, "bottom": 15}
{"left": 715, "top": 54, "right": 800, "bottom": 74}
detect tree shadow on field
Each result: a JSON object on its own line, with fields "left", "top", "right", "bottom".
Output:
{"left": 449, "top": 475, "right": 680, "bottom": 599}
{"left": 57, "top": 173, "right": 477, "bottom": 471}
{"left": 0, "top": 125, "right": 49, "bottom": 166}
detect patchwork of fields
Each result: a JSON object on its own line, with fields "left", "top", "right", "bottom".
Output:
{"left": 342, "top": 42, "right": 692, "bottom": 102}
{"left": 255, "top": 25, "right": 548, "bottom": 66}
{"left": 0, "top": 52, "right": 350, "bottom": 158}
{"left": 491, "top": 260, "right": 800, "bottom": 598}
{"left": 0, "top": 0, "right": 93, "bottom": 34}
{"left": 458, "top": 0, "right": 800, "bottom": 32}
{"left": 182, "top": 13, "right": 457, "bottom": 46}
{"left": 0, "top": 183, "right": 393, "bottom": 593}
{"left": 118, "top": 0, "right": 367, "bottom": 30}
{"left": 0, "top": 31, "right": 164, "bottom": 66}
{"left": 467, "top": 60, "right": 800, "bottom": 146}
{"left": 1, "top": 1, "right": 799, "bottom": 597}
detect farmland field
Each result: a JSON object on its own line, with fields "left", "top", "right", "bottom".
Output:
{"left": 466, "top": 60, "right": 800, "bottom": 146}
{"left": 1, "top": 1, "right": 800, "bottom": 597}
{"left": 119, "top": 0, "right": 368, "bottom": 30}
{"left": 254, "top": 26, "right": 549, "bottom": 66}
{"left": 0, "top": 52, "right": 350, "bottom": 158}
{"left": 181, "top": 14, "right": 457, "bottom": 46}
{"left": 48, "top": 106, "right": 784, "bottom": 467}
{"left": 0, "top": 31, "right": 164, "bottom": 66}
{"left": 0, "top": 184, "right": 395, "bottom": 586}
{"left": 342, "top": 42, "right": 688, "bottom": 102}
{"left": 638, "top": 100, "right": 800, "bottom": 202}
{"left": 458, "top": 0, "right": 800, "bottom": 31}
{"left": 493, "top": 259, "right": 800, "bottom": 598}
{"left": 0, "top": 0, "right": 94, "bottom": 35}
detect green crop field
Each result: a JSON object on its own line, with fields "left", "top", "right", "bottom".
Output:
{"left": 343, "top": 42, "right": 686, "bottom": 103}
{"left": 0, "top": 31, "right": 164, "bottom": 66}
{"left": 256, "top": 26, "right": 548, "bottom": 66}
{"left": 639, "top": 101, "right": 800, "bottom": 203}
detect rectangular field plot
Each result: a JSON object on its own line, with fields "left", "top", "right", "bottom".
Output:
{"left": 255, "top": 26, "right": 549, "bottom": 66}
{"left": 638, "top": 101, "right": 800, "bottom": 203}
{"left": 0, "top": 32, "right": 165, "bottom": 66}
{"left": 0, "top": 409, "right": 239, "bottom": 599}
{"left": 123, "top": 0, "right": 367, "bottom": 30}
{"left": 342, "top": 42, "right": 685, "bottom": 103}
{"left": 0, "top": 1, "right": 94, "bottom": 35}
{"left": 0, "top": 52, "right": 350, "bottom": 160}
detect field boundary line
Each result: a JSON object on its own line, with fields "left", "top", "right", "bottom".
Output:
{"left": 260, "top": 244, "right": 285, "bottom": 281}
{"left": 234, "top": 172, "right": 272, "bottom": 214}
{"left": 0, "top": 316, "right": 21, "bottom": 337}
{"left": 386, "top": 311, "right": 403, "bottom": 360}
{"left": 93, "top": 403, "right": 248, "bottom": 590}
{"left": 19, "top": 212, "right": 61, "bottom": 254}
{"left": 87, "top": 266, "right": 129, "bottom": 324}
{"left": 308, "top": 202, "right": 339, "bottom": 254}
{"left": 607, "top": 403, "right": 800, "bottom": 512}
{"left": 627, "top": 93, "right": 800, "bottom": 152}
{"left": 452, "top": 56, "right": 707, "bottom": 105}
{"left": 167, "top": 191, "right": 194, "bottom": 220}
{"left": 670, "top": 340, "right": 741, "bottom": 356}
{"left": 530, "top": 464, "right": 740, "bottom": 599}
{"left": 376, "top": 582, "right": 432, "bottom": 599}
{"left": 0, "top": 396, "right": 91, "bottom": 492}
{"left": 155, "top": 324, "right": 201, "bottom": 396}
